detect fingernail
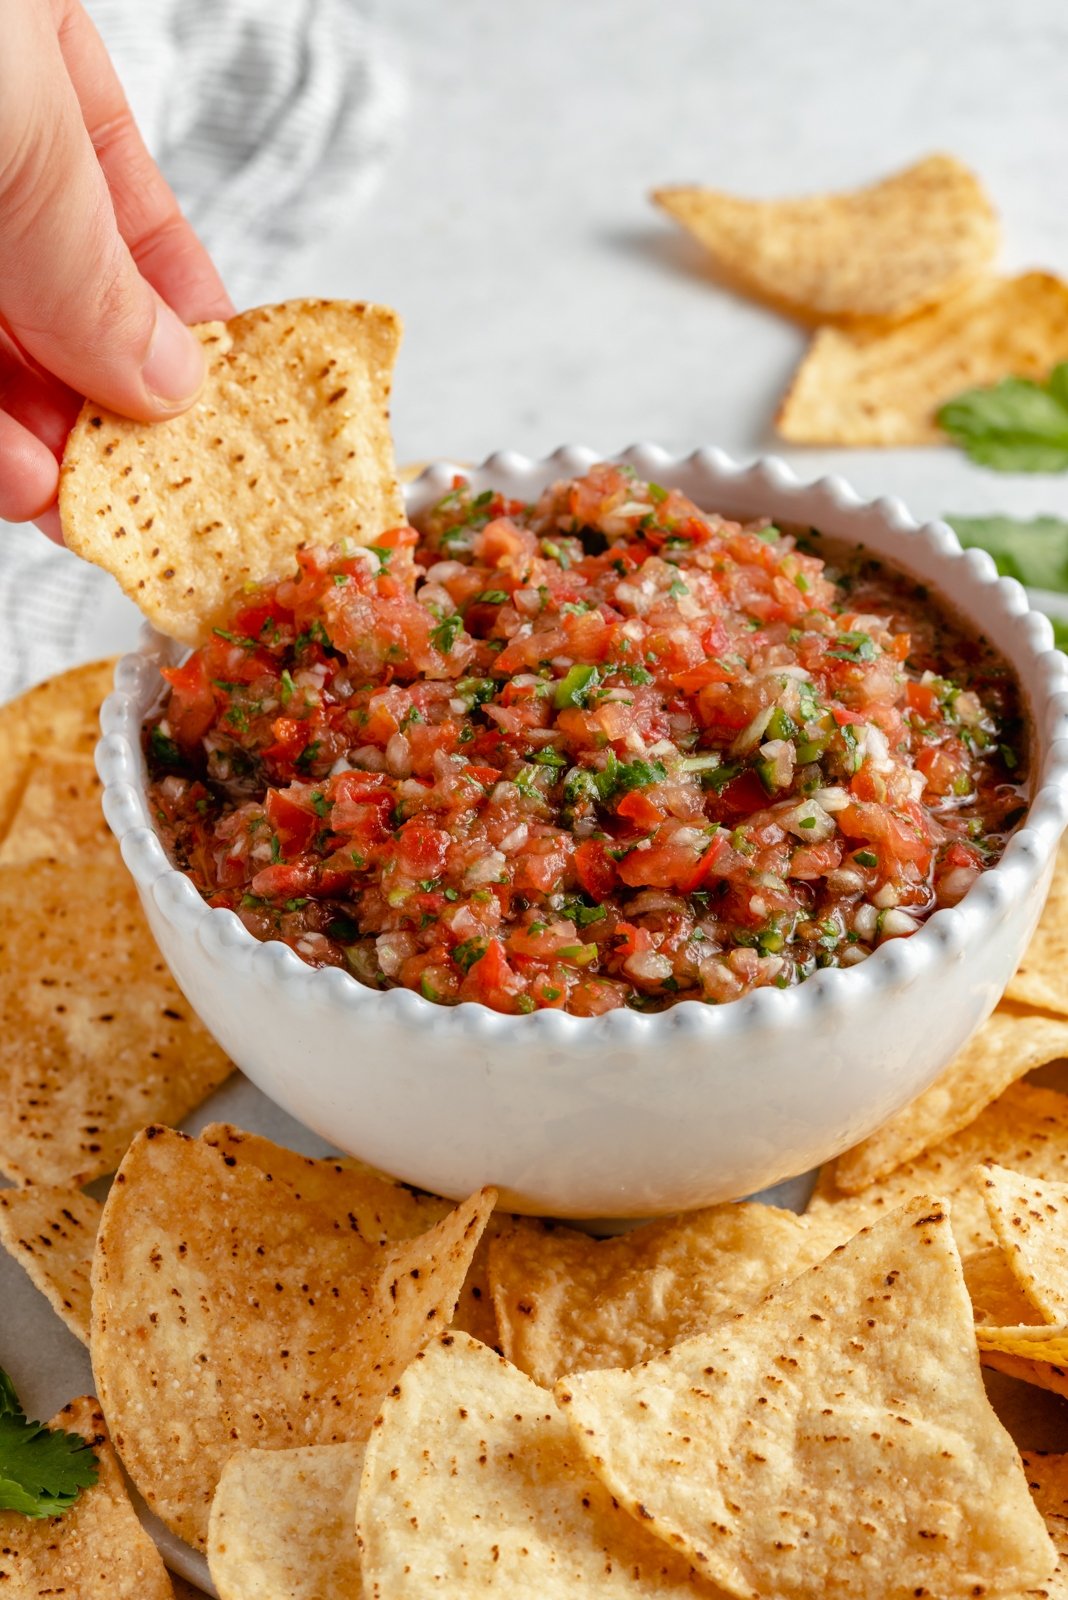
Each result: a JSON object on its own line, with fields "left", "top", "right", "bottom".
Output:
{"left": 142, "top": 303, "right": 206, "bottom": 408}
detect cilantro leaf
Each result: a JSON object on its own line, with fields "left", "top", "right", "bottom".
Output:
{"left": 945, "top": 514, "right": 1068, "bottom": 594}
{"left": 0, "top": 1369, "right": 98, "bottom": 1518}
{"left": 938, "top": 366, "right": 1068, "bottom": 472}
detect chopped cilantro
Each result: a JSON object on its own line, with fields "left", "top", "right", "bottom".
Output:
{"left": 430, "top": 613, "right": 463, "bottom": 654}
{"left": 149, "top": 725, "right": 182, "bottom": 767}
{"left": 452, "top": 937, "right": 488, "bottom": 973}
{"left": 473, "top": 589, "right": 509, "bottom": 605}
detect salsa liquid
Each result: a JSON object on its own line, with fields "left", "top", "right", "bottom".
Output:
{"left": 146, "top": 466, "right": 1028, "bottom": 1015}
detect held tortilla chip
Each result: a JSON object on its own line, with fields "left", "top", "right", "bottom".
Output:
{"left": 556, "top": 1197, "right": 1055, "bottom": 1600}
{"left": 807, "top": 1082, "right": 1068, "bottom": 1257}
{"left": 488, "top": 1202, "right": 822, "bottom": 1388}
{"left": 1007, "top": 839, "right": 1068, "bottom": 1018}
{"left": 59, "top": 300, "right": 404, "bottom": 645}
{"left": 0, "top": 857, "right": 231, "bottom": 1186}
{"left": 0, "top": 1396, "right": 174, "bottom": 1598}
{"left": 208, "top": 1441, "right": 365, "bottom": 1600}
{"left": 0, "top": 1182, "right": 101, "bottom": 1344}
{"left": 0, "top": 754, "right": 111, "bottom": 867}
{"left": 834, "top": 1008, "right": 1068, "bottom": 1195}
{"left": 653, "top": 155, "right": 997, "bottom": 323}
{"left": 90, "top": 1125, "right": 495, "bottom": 1550}
{"left": 199, "top": 1123, "right": 503, "bottom": 1347}
{"left": 356, "top": 1330, "right": 709, "bottom": 1597}
{"left": 0, "top": 658, "right": 116, "bottom": 841}
{"left": 777, "top": 272, "right": 1068, "bottom": 445}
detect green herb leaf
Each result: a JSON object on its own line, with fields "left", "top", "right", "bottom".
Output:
{"left": 0, "top": 1369, "right": 98, "bottom": 1519}
{"left": 938, "top": 365, "right": 1068, "bottom": 472}
{"left": 945, "top": 513, "right": 1068, "bottom": 593}
{"left": 430, "top": 613, "right": 463, "bottom": 655}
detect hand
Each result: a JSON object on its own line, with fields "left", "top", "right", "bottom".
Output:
{"left": 0, "top": 0, "right": 234, "bottom": 538}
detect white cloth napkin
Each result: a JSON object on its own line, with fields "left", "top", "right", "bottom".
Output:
{"left": 0, "top": 0, "right": 405, "bottom": 701}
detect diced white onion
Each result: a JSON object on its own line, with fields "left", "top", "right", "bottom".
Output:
{"left": 879, "top": 908, "right": 921, "bottom": 938}
{"left": 813, "top": 786, "right": 850, "bottom": 813}
{"left": 465, "top": 850, "right": 507, "bottom": 887}
{"left": 624, "top": 950, "right": 674, "bottom": 983}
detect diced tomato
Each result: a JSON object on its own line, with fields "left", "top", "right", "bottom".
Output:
{"left": 616, "top": 790, "right": 663, "bottom": 828}
{"left": 573, "top": 838, "right": 618, "bottom": 899}
{"left": 264, "top": 789, "right": 317, "bottom": 853}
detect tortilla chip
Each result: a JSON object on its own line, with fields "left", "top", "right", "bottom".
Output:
{"left": 488, "top": 1202, "right": 823, "bottom": 1387}
{"left": 0, "top": 1182, "right": 100, "bottom": 1343}
{"left": 357, "top": 1330, "right": 708, "bottom": 1597}
{"left": 963, "top": 1245, "right": 1042, "bottom": 1329}
{"left": 1022, "top": 1453, "right": 1068, "bottom": 1597}
{"left": 0, "top": 754, "right": 110, "bottom": 867}
{"left": 834, "top": 1007, "right": 1068, "bottom": 1194}
{"left": 556, "top": 1197, "right": 1054, "bottom": 1600}
{"left": 91, "top": 1125, "right": 495, "bottom": 1549}
{"left": 777, "top": 272, "right": 1068, "bottom": 445}
{"left": 0, "top": 857, "right": 231, "bottom": 1186}
{"left": 1007, "top": 839, "right": 1068, "bottom": 1018}
{"left": 59, "top": 301, "right": 404, "bottom": 645}
{"left": 653, "top": 155, "right": 997, "bottom": 324}
{"left": 984, "top": 1350, "right": 1068, "bottom": 1403}
{"left": 980, "top": 1164, "right": 1068, "bottom": 1324}
{"left": 0, "top": 659, "right": 115, "bottom": 842}
{"left": 0, "top": 1395, "right": 174, "bottom": 1598}
{"left": 807, "top": 1082, "right": 1068, "bottom": 1257}
{"left": 199, "top": 1122, "right": 503, "bottom": 1346}
{"left": 208, "top": 1442, "right": 364, "bottom": 1600}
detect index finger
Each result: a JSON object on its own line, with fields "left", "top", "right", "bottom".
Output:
{"left": 54, "top": 0, "right": 235, "bottom": 324}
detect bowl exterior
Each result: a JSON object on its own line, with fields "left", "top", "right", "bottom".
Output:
{"left": 98, "top": 446, "right": 1068, "bottom": 1217}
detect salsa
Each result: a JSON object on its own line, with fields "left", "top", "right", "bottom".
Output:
{"left": 145, "top": 465, "right": 1027, "bottom": 1016}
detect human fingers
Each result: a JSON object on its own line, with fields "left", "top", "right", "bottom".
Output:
{"left": 54, "top": 0, "right": 234, "bottom": 324}
{"left": 0, "top": 0, "right": 207, "bottom": 420}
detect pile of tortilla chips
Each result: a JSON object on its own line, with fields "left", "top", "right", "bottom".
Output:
{"left": 5, "top": 298, "right": 1068, "bottom": 1596}
{"left": 653, "top": 154, "right": 1068, "bottom": 445}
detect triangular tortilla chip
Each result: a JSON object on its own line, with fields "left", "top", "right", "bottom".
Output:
{"left": 834, "top": 1008, "right": 1068, "bottom": 1194}
{"left": 91, "top": 1125, "right": 495, "bottom": 1549}
{"left": 980, "top": 1164, "right": 1068, "bottom": 1324}
{"left": 199, "top": 1122, "right": 503, "bottom": 1347}
{"left": 1022, "top": 1453, "right": 1068, "bottom": 1597}
{"left": 0, "top": 659, "right": 115, "bottom": 841}
{"left": 0, "top": 753, "right": 111, "bottom": 867}
{"left": 0, "top": 1396, "right": 174, "bottom": 1598}
{"left": 808, "top": 1083, "right": 1068, "bottom": 1257}
{"left": 59, "top": 300, "right": 403, "bottom": 644}
{"left": 0, "top": 857, "right": 231, "bottom": 1185}
{"left": 776, "top": 272, "right": 1068, "bottom": 445}
{"left": 0, "top": 1182, "right": 101, "bottom": 1343}
{"left": 208, "top": 1441, "right": 364, "bottom": 1600}
{"left": 488, "top": 1202, "right": 825, "bottom": 1387}
{"left": 653, "top": 155, "right": 997, "bottom": 322}
{"left": 556, "top": 1197, "right": 1054, "bottom": 1600}
{"left": 357, "top": 1330, "right": 710, "bottom": 1597}
{"left": 1007, "top": 840, "right": 1068, "bottom": 1018}
{"left": 963, "top": 1246, "right": 1042, "bottom": 1329}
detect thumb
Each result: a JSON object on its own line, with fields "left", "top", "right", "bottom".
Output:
{"left": 0, "top": 2, "right": 206, "bottom": 421}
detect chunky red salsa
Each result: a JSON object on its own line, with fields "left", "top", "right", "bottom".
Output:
{"left": 145, "top": 466, "right": 1027, "bottom": 1015}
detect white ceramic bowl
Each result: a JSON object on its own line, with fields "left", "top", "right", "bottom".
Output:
{"left": 97, "top": 446, "right": 1068, "bottom": 1218}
